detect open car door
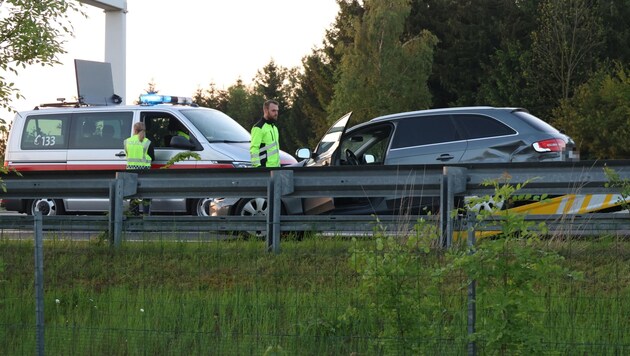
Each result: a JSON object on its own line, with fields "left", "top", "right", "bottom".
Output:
{"left": 302, "top": 112, "right": 353, "bottom": 214}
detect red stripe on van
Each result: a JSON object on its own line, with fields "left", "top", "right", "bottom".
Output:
{"left": 149, "top": 164, "right": 234, "bottom": 169}
{"left": 7, "top": 164, "right": 71, "bottom": 171}
{"left": 7, "top": 163, "right": 236, "bottom": 171}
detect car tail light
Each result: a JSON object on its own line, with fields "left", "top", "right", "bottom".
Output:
{"left": 533, "top": 138, "right": 566, "bottom": 153}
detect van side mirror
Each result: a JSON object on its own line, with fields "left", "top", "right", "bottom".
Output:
{"left": 170, "top": 135, "right": 195, "bottom": 149}
{"left": 295, "top": 148, "right": 312, "bottom": 160}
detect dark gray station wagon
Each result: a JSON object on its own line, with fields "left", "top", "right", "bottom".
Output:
{"left": 299, "top": 106, "right": 578, "bottom": 168}
{"left": 220, "top": 106, "right": 579, "bottom": 217}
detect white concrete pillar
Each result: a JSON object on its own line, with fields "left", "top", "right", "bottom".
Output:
{"left": 80, "top": 0, "right": 127, "bottom": 104}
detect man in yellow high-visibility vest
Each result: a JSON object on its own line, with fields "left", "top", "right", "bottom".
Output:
{"left": 250, "top": 100, "right": 280, "bottom": 167}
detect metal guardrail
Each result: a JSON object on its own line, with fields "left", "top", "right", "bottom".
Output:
{"left": 2, "top": 160, "right": 630, "bottom": 251}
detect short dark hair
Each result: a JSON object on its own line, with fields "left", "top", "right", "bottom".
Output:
{"left": 263, "top": 99, "right": 279, "bottom": 109}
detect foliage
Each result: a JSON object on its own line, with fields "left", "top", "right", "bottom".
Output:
{"left": 328, "top": 0, "right": 437, "bottom": 122}
{"left": 531, "top": 0, "right": 604, "bottom": 103}
{"left": 450, "top": 178, "right": 579, "bottom": 354}
{"left": 1, "top": 234, "right": 628, "bottom": 354}
{"left": 289, "top": 0, "right": 364, "bottom": 147}
{"left": 463, "top": 176, "right": 549, "bottom": 238}
{"left": 161, "top": 152, "right": 201, "bottom": 169}
{"left": 0, "top": 118, "right": 19, "bottom": 192}
{"left": 552, "top": 64, "right": 630, "bottom": 159}
{"left": 179, "top": 0, "right": 630, "bottom": 160}
{"left": 0, "top": 0, "right": 85, "bottom": 111}
{"left": 224, "top": 79, "right": 257, "bottom": 128}
{"left": 180, "top": 0, "right": 628, "bottom": 159}
{"left": 477, "top": 41, "right": 540, "bottom": 110}
{"left": 192, "top": 82, "right": 229, "bottom": 112}
{"left": 342, "top": 218, "right": 448, "bottom": 354}
{"left": 0, "top": 118, "right": 8, "bottom": 162}
{"left": 603, "top": 165, "right": 630, "bottom": 211}
{"left": 596, "top": 0, "right": 630, "bottom": 65}
{"left": 406, "top": 0, "right": 537, "bottom": 108}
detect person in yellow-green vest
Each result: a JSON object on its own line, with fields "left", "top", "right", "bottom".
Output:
{"left": 250, "top": 99, "right": 280, "bottom": 167}
{"left": 124, "top": 122, "right": 155, "bottom": 214}
{"left": 168, "top": 120, "right": 190, "bottom": 141}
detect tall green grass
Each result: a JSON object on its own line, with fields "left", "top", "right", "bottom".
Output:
{"left": 1, "top": 234, "right": 629, "bottom": 355}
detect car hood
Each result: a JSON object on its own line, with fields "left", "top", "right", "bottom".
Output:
{"left": 210, "top": 141, "right": 297, "bottom": 165}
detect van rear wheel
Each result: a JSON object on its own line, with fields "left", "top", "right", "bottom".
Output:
{"left": 28, "top": 199, "right": 65, "bottom": 216}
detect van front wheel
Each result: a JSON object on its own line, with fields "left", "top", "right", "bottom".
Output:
{"left": 28, "top": 199, "right": 65, "bottom": 216}
{"left": 190, "top": 198, "right": 217, "bottom": 217}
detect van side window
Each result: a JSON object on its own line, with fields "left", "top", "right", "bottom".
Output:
{"left": 21, "top": 114, "right": 70, "bottom": 149}
{"left": 141, "top": 112, "right": 190, "bottom": 148}
{"left": 69, "top": 112, "right": 133, "bottom": 149}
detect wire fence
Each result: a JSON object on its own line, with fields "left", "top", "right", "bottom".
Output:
{"left": 1, "top": 214, "right": 629, "bottom": 355}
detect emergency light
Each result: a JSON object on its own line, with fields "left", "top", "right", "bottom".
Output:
{"left": 139, "top": 93, "right": 193, "bottom": 106}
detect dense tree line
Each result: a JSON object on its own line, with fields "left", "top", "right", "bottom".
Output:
{"left": 2, "top": 0, "right": 629, "bottom": 161}
{"left": 192, "top": 0, "right": 630, "bottom": 160}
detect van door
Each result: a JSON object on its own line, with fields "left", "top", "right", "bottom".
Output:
{"left": 66, "top": 111, "right": 133, "bottom": 170}
{"left": 141, "top": 111, "right": 199, "bottom": 169}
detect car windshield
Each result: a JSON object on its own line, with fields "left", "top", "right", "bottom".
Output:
{"left": 180, "top": 108, "right": 251, "bottom": 142}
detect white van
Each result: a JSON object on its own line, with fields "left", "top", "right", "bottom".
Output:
{"left": 2, "top": 95, "right": 296, "bottom": 216}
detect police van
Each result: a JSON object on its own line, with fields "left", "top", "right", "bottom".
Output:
{"left": 1, "top": 61, "right": 296, "bottom": 216}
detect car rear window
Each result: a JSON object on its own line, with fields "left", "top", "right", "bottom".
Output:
{"left": 512, "top": 110, "right": 560, "bottom": 134}
{"left": 391, "top": 115, "right": 460, "bottom": 149}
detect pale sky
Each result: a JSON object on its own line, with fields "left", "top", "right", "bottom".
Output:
{"left": 2, "top": 0, "right": 339, "bottom": 123}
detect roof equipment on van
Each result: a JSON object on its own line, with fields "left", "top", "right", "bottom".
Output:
{"left": 75, "top": 59, "right": 121, "bottom": 106}
{"left": 139, "top": 93, "right": 194, "bottom": 106}
{"left": 36, "top": 97, "right": 81, "bottom": 109}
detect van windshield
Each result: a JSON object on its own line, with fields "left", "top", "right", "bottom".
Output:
{"left": 180, "top": 108, "right": 251, "bottom": 142}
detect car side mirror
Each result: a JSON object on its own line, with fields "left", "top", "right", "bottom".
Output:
{"left": 363, "top": 154, "right": 375, "bottom": 164}
{"left": 295, "top": 147, "right": 312, "bottom": 160}
{"left": 170, "top": 135, "right": 195, "bottom": 149}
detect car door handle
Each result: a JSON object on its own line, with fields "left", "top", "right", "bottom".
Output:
{"left": 115, "top": 151, "right": 126, "bottom": 157}
{"left": 436, "top": 154, "right": 454, "bottom": 161}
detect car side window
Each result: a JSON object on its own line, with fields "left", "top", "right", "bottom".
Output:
{"left": 391, "top": 115, "right": 460, "bottom": 149}
{"left": 339, "top": 124, "right": 392, "bottom": 165}
{"left": 21, "top": 114, "right": 70, "bottom": 149}
{"left": 454, "top": 114, "right": 516, "bottom": 139}
{"left": 69, "top": 112, "right": 133, "bottom": 149}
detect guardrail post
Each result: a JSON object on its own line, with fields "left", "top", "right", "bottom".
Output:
{"left": 34, "top": 212, "right": 45, "bottom": 356}
{"left": 466, "top": 212, "right": 477, "bottom": 356}
{"left": 440, "top": 167, "right": 467, "bottom": 248}
{"left": 109, "top": 172, "right": 137, "bottom": 247}
{"left": 266, "top": 170, "right": 294, "bottom": 254}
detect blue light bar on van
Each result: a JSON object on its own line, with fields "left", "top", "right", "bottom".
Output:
{"left": 139, "top": 93, "right": 193, "bottom": 106}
